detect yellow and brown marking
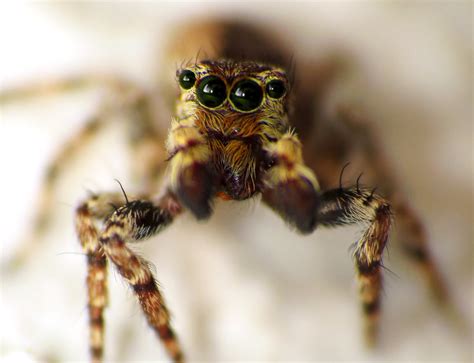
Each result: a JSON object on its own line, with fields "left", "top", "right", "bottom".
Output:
{"left": 99, "top": 200, "right": 184, "bottom": 362}
{"left": 76, "top": 196, "right": 119, "bottom": 363}
{"left": 75, "top": 192, "right": 184, "bottom": 363}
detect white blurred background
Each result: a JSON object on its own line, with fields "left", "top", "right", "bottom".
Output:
{"left": 0, "top": 2, "right": 472, "bottom": 362}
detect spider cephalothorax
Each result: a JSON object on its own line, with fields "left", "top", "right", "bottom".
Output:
{"left": 167, "top": 59, "right": 305, "bottom": 214}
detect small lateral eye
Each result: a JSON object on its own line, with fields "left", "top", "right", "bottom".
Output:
{"left": 196, "top": 76, "right": 227, "bottom": 108}
{"left": 179, "top": 70, "right": 196, "bottom": 89}
{"left": 230, "top": 79, "right": 263, "bottom": 112}
{"left": 266, "top": 79, "right": 286, "bottom": 99}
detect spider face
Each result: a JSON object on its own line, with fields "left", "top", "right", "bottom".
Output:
{"left": 172, "top": 60, "right": 291, "bottom": 200}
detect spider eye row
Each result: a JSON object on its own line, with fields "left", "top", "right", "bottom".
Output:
{"left": 178, "top": 70, "right": 286, "bottom": 111}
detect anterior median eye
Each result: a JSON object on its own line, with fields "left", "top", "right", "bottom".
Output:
{"left": 230, "top": 79, "right": 263, "bottom": 112}
{"left": 266, "top": 79, "right": 286, "bottom": 99}
{"left": 196, "top": 76, "right": 227, "bottom": 108}
{"left": 178, "top": 70, "right": 196, "bottom": 89}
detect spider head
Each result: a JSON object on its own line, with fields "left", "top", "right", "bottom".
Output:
{"left": 176, "top": 59, "right": 290, "bottom": 126}
{"left": 172, "top": 60, "right": 291, "bottom": 200}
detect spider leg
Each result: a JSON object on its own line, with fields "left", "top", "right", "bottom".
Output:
{"left": 317, "top": 187, "right": 391, "bottom": 346}
{"left": 335, "top": 106, "right": 450, "bottom": 306}
{"left": 75, "top": 189, "right": 186, "bottom": 363}
{"left": 76, "top": 192, "right": 125, "bottom": 362}
{"left": 262, "top": 131, "right": 391, "bottom": 346}
{"left": 2, "top": 82, "right": 168, "bottom": 272}
{"left": 0, "top": 74, "right": 132, "bottom": 103}
{"left": 125, "top": 92, "right": 168, "bottom": 194}
{"left": 72, "top": 105, "right": 206, "bottom": 361}
{"left": 303, "top": 101, "right": 453, "bottom": 309}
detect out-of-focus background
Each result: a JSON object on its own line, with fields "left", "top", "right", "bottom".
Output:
{"left": 0, "top": 2, "right": 472, "bottom": 362}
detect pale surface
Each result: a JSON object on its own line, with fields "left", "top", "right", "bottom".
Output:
{"left": 0, "top": 2, "right": 472, "bottom": 362}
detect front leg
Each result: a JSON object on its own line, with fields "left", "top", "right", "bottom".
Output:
{"left": 317, "top": 187, "right": 391, "bottom": 345}
{"left": 99, "top": 191, "right": 184, "bottom": 361}
{"left": 336, "top": 107, "right": 450, "bottom": 305}
{"left": 76, "top": 189, "right": 186, "bottom": 362}
{"left": 261, "top": 132, "right": 391, "bottom": 345}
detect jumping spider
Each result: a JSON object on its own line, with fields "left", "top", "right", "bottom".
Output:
{"left": 2, "top": 19, "right": 452, "bottom": 362}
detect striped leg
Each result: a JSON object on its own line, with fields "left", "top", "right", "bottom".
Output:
{"left": 395, "top": 202, "right": 449, "bottom": 300}
{"left": 76, "top": 192, "right": 126, "bottom": 362}
{"left": 336, "top": 106, "right": 450, "bottom": 306}
{"left": 261, "top": 132, "right": 391, "bottom": 345}
{"left": 317, "top": 187, "right": 391, "bottom": 346}
{"left": 125, "top": 93, "right": 168, "bottom": 194}
{"left": 88, "top": 190, "right": 185, "bottom": 362}
{"left": 0, "top": 74, "right": 132, "bottom": 103}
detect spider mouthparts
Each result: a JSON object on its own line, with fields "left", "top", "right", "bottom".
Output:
{"left": 175, "top": 162, "right": 214, "bottom": 219}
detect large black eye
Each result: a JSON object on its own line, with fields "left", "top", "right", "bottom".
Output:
{"left": 196, "top": 76, "right": 227, "bottom": 108}
{"left": 179, "top": 70, "right": 196, "bottom": 89}
{"left": 230, "top": 79, "right": 263, "bottom": 112}
{"left": 266, "top": 79, "right": 286, "bottom": 99}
